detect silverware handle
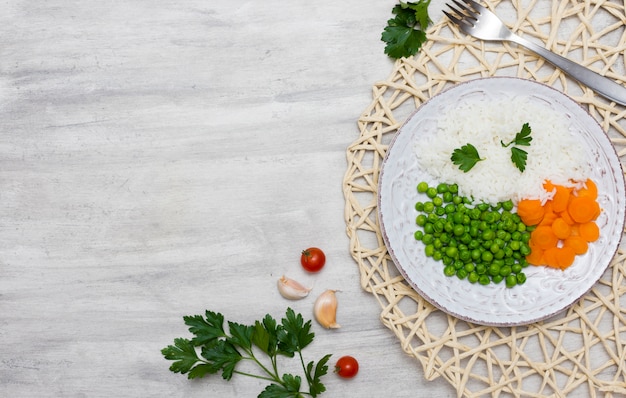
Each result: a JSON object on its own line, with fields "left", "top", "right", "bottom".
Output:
{"left": 511, "top": 34, "right": 626, "bottom": 106}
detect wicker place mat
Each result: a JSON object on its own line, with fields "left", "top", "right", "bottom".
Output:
{"left": 343, "top": 0, "right": 626, "bottom": 396}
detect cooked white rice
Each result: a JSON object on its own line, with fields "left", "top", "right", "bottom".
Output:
{"left": 416, "top": 97, "right": 592, "bottom": 205}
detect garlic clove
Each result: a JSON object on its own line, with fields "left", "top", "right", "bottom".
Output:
{"left": 277, "top": 275, "right": 312, "bottom": 300}
{"left": 313, "top": 289, "right": 340, "bottom": 329}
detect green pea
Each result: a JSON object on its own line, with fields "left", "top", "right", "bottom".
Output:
{"left": 491, "top": 275, "right": 504, "bottom": 284}
{"left": 433, "top": 251, "right": 443, "bottom": 261}
{"left": 423, "top": 202, "right": 435, "bottom": 213}
{"left": 517, "top": 272, "right": 527, "bottom": 285}
{"left": 499, "top": 265, "right": 512, "bottom": 277}
{"left": 476, "top": 264, "right": 487, "bottom": 275}
{"left": 417, "top": 182, "right": 429, "bottom": 193}
{"left": 443, "top": 265, "right": 456, "bottom": 277}
{"left": 482, "top": 230, "right": 495, "bottom": 241}
{"left": 424, "top": 244, "right": 435, "bottom": 257}
{"left": 423, "top": 223, "right": 434, "bottom": 234}
{"left": 512, "top": 264, "right": 522, "bottom": 274}
{"left": 520, "top": 243, "right": 531, "bottom": 256}
{"left": 415, "top": 202, "right": 424, "bottom": 211}
{"left": 456, "top": 269, "right": 468, "bottom": 279}
{"left": 445, "top": 246, "right": 458, "bottom": 259}
{"left": 505, "top": 274, "right": 518, "bottom": 288}
{"left": 433, "top": 196, "right": 443, "bottom": 207}
{"left": 468, "top": 271, "right": 479, "bottom": 283}
{"left": 501, "top": 199, "right": 514, "bottom": 211}
{"left": 453, "top": 224, "right": 465, "bottom": 236}
{"left": 422, "top": 234, "right": 434, "bottom": 244}
{"left": 488, "top": 263, "right": 500, "bottom": 276}
{"left": 481, "top": 251, "right": 494, "bottom": 263}
{"left": 426, "top": 187, "right": 438, "bottom": 198}
{"left": 437, "top": 183, "right": 449, "bottom": 193}
{"left": 443, "top": 192, "right": 454, "bottom": 203}
{"left": 414, "top": 231, "right": 424, "bottom": 240}
{"left": 471, "top": 249, "right": 482, "bottom": 261}
{"left": 478, "top": 275, "right": 491, "bottom": 285}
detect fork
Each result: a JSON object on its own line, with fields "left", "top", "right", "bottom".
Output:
{"left": 444, "top": 0, "right": 626, "bottom": 106}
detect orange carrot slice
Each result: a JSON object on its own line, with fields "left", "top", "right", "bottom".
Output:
{"left": 551, "top": 217, "right": 572, "bottom": 239}
{"left": 577, "top": 178, "right": 598, "bottom": 200}
{"left": 531, "top": 225, "right": 559, "bottom": 250}
{"left": 563, "top": 236, "right": 588, "bottom": 255}
{"left": 579, "top": 221, "right": 600, "bottom": 242}
{"left": 568, "top": 196, "right": 600, "bottom": 224}
{"left": 517, "top": 199, "right": 545, "bottom": 226}
{"left": 551, "top": 185, "right": 571, "bottom": 213}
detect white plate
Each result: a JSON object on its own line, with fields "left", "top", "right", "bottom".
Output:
{"left": 378, "top": 77, "right": 626, "bottom": 326}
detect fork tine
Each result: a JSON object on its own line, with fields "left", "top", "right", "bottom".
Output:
{"left": 444, "top": 1, "right": 477, "bottom": 31}
{"left": 450, "top": 0, "right": 478, "bottom": 17}
{"left": 463, "top": 0, "right": 489, "bottom": 14}
{"left": 442, "top": 9, "right": 471, "bottom": 30}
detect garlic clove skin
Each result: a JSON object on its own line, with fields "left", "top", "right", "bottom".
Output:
{"left": 313, "top": 289, "right": 340, "bottom": 329}
{"left": 277, "top": 275, "right": 312, "bottom": 300}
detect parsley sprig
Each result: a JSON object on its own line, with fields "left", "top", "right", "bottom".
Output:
{"left": 451, "top": 143, "right": 484, "bottom": 172}
{"left": 162, "top": 308, "right": 332, "bottom": 397}
{"left": 501, "top": 122, "right": 532, "bottom": 172}
{"left": 382, "top": 1, "right": 432, "bottom": 59}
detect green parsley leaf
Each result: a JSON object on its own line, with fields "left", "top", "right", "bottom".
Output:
{"left": 510, "top": 147, "right": 528, "bottom": 172}
{"left": 259, "top": 375, "right": 302, "bottom": 398}
{"left": 184, "top": 311, "right": 226, "bottom": 346}
{"left": 382, "top": 1, "right": 432, "bottom": 59}
{"left": 200, "top": 339, "right": 242, "bottom": 380}
{"left": 277, "top": 308, "right": 314, "bottom": 354}
{"left": 501, "top": 122, "right": 532, "bottom": 147}
{"left": 451, "top": 143, "right": 484, "bottom": 172}
{"left": 161, "top": 337, "right": 201, "bottom": 375}
{"left": 163, "top": 308, "right": 331, "bottom": 397}
{"left": 252, "top": 314, "right": 279, "bottom": 356}
{"left": 306, "top": 354, "right": 332, "bottom": 397}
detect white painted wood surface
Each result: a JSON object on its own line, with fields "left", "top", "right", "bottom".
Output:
{"left": 2, "top": 1, "right": 601, "bottom": 397}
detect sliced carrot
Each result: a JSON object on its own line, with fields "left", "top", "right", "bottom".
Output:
{"left": 552, "top": 185, "right": 571, "bottom": 213}
{"left": 559, "top": 208, "right": 576, "bottom": 225}
{"left": 542, "top": 247, "right": 561, "bottom": 269}
{"left": 568, "top": 196, "right": 600, "bottom": 224}
{"left": 579, "top": 221, "right": 600, "bottom": 242}
{"left": 520, "top": 179, "right": 601, "bottom": 271}
{"left": 563, "top": 236, "right": 588, "bottom": 255}
{"left": 531, "top": 225, "right": 559, "bottom": 250}
{"left": 517, "top": 198, "right": 545, "bottom": 226}
{"left": 551, "top": 217, "right": 572, "bottom": 239}
{"left": 539, "top": 202, "right": 557, "bottom": 226}
{"left": 577, "top": 178, "right": 598, "bottom": 200}
{"left": 555, "top": 246, "right": 576, "bottom": 269}
{"left": 526, "top": 245, "right": 545, "bottom": 266}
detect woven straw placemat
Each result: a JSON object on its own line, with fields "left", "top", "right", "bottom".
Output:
{"left": 343, "top": 0, "right": 626, "bottom": 396}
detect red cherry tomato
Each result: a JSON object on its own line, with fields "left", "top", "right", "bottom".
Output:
{"left": 335, "top": 356, "right": 359, "bottom": 378}
{"left": 300, "top": 247, "right": 326, "bottom": 272}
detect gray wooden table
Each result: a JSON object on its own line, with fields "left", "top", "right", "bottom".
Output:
{"left": 0, "top": 1, "right": 458, "bottom": 397}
